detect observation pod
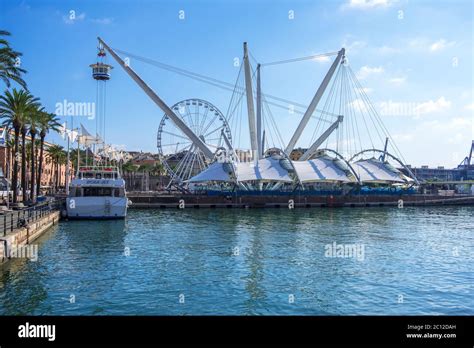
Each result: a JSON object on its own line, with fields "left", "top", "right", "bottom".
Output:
{"left": 90, "top": 62, "right": 113, "bottom": 80}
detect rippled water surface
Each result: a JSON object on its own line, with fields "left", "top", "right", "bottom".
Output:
{"left": 0, "top": 207, "right": 473, "bottom": 315}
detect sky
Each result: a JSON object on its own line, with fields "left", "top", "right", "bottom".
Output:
{"left": 0, "top": 0, "right": 473, "bottom": 167}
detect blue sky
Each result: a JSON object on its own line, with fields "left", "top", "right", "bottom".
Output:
{"left": 1, "top": 0, "right": 473, "bottom": 167}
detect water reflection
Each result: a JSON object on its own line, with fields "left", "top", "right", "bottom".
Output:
{"left": 0, "top": 207, "right": 472, "bottom": 315}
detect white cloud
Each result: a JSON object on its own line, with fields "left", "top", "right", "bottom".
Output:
{"left": 389, "top": 117, "right": 472, "bottom": 167}
{"left": 421, "top": 118, "right": 471, "bottom": 140}
{"left": 448, "top": 133, "right": 465, "bottom": 144}
{"left": 429, "top": 39, "right": 456, "bottom": 52}
{"left": 91, "top": 17, "right": 114, "bottom": 25}
{"left": 464, "top": 103, "right": 474, "bottom": 110}
{"left": 341, "top": 38, "right": 367, "bottom": 54}
{"left": 377, "top": 45, "right": 400, "bottom": 55}
{"left": 357, "top": 66, "right": 384, "bottom": 79}
{"left": 62, "top": 12, "right": 86, "bottom": 24}
{"left": 414, "top": 97, "right": 451, "bottom": 115}
{"left": 343, "top": 0, "right": 395, "bottom": 9}
{"left": 348, "top": 98, "right": 369, "bottom": 112}
{"left": 392, "top": 133, "right": 414, "bottom": 143}
{"left": 388, "top": 76, "right": 406, "bottom": 85}
{"left": 312, "top": 56, "right": 330, "bottom": 63}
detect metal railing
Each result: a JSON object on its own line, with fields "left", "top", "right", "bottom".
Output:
{"left": 0, "top": 200, "right": 64, "bottom": 236}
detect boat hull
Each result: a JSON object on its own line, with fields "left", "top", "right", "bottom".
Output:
{"left": 66, "top": 197, "right": 128, "bottom": 219}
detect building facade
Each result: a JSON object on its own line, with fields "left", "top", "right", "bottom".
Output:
{"left": 0, "top": 130, "right": 68, "bottom": 192}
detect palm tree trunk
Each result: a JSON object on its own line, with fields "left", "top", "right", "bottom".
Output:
{"left": 12, "top": 128, "right": 20, "bottom": 203}
{"left": 36, "top": 136, "right": 45, "bottom": 196}
{"left": 30, "top": 133, "right": 36, "bottom": 203}
{"left": 55, "top": 161, "right": 59, "bottom": 192}
{"left": 21, "top": 129, "right": 27, "bottom": 202}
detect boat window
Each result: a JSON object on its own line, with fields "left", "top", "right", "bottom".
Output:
{"left": 83, "top": 187, "right": 113, "bottom": 197}
{"left": 113, "top": 188, "right": 125, "bottom": 197}
{"left": 83, "top": 172, "right": 94, "bottom": 178}
{"left": 95, "top": 173, "right": 102, "bottom": 179}
{"left": 70, "top": 188, "right": 82, "bottom": 197}
{"left": 103, "top": 173, "right": 114, "bottom": 179}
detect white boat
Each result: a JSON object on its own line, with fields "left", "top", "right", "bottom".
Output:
{"left": 66, "top": 166, "right": 129, "bottom": 219}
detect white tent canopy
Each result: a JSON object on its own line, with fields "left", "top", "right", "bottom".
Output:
{"left": 235, "top": 157, "right": 293, "bottom": 182}
{"left": 292, "top": 158, "right": 354, "bottom": 183}
{"left": 187, "top": 162, "right": 233, "bottom": 182}
{"left": 187, "top": 156, "right": 411, "bottom": 185}
{"left": 352, "top": 159, "right": 405, "bottom": 183}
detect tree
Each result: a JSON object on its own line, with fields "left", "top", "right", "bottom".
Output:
{"left": 122, "top": 161, "right": 137, "bottom": 173}
{"left": 5, "top": 136, "right": 15, "bottom": 181}
{"left": 0, "top": 88, "right": 39, "bottom": 203}
{"left": 0, "top": 30, "right": 27, "bottom": 89}
{"left": 47, "top": 144, "right": 65, "bottom": 192}
{"left": 36, "top": 112, "right": 60, "bottom": 196}
{"left": 20, "top": 116, "right": 28, "bottom": 202}
{"left": 27, "top": 106, "right": 45, "bottom": 202}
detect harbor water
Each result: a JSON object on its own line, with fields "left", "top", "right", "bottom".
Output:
{"left": 0, "top": 207, "right": 473, "bottom": 315}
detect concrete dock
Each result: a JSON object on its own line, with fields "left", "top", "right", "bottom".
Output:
{"left": 127, "top": 193, "right": 474, "bottom": 209}
{"left": 0, "top": 209, "right": 60, "bottom": 264}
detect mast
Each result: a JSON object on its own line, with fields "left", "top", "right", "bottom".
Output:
{"left": 243, "top": 42, "right": 258, "bottom": 160}
{"left": 256, "top": 63, "right": 262, "bottom": 159}
{"left": 299, "top": 115, "right": 344, "bottom": 161}
{"left": 285, "top": 48, "right": 345, "bottom": 155}
{"left": 65, "top": 119, "right": 70, "bottom": 194}
{"left": 97, "top": 37, "right": 214, "bottom": 159}
{"left": 381, "top": 137, "right": 389, "bottom": 161}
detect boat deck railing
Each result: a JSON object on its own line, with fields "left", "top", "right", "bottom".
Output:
{"left": 76, "top": 166, "right": 122, "bottom": 179}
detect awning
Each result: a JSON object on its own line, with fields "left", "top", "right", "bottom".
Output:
{"left": 235, "top": 157, "right": 293, "bottom": 182}
{"left": 292, "top": 158, "right": 355, "bottom": 183}
{"left": 187, "top": 162, "right": 233, "bottom": 182}
{"left": 352, "top": 159, "right": 405, "bottom": 183}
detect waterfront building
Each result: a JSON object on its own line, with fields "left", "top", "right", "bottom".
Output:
{"left": 402, "top": 141, "right": 474, "bottom": 182}
{"left": 0, "top": 128, "right": 69, "bottom": 193}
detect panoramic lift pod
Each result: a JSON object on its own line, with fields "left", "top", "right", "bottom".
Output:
{"left": 90, "top": 62, "right": 113, "bottom": 81}
{"left": 351, "top": 158, "right": 410, "bottom": 184}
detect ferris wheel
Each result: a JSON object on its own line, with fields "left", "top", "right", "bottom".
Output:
{"left": 157, "top": 98, "right": 232, "bottom": 186}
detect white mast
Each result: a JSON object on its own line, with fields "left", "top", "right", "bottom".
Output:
{"left": 243, "top": 42, "right": 258, "bottom": 160}
{"left": 285, "top": 48, "right": 345, "bottom": 155}
{"left": 98, "top": 37, "right": 214, "bottom": 159}
{"left": 299, "top": 115, "right": 343, "bottom": 161}
{"left": 256, "top": 63, "right": 262, "bottom": 159}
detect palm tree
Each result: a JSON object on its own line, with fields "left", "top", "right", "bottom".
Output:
{"left": 47, "top": 145, "right": 65, "bottom": 192}
{"left": 0, "top": 88, "right": 39, "bottom": 203}
{"left": 0, "top": 30, "right": 27, "bottom": 89}
{"left": 153, "top": 162, "right": 165, "bottom": 176}
{"left": 27, "top": 106, "right": 44, "bottom": 202}
{"left": 70, "top": 148, "right": 88, "bottom": 175}
{"left": 122, "top": 161, "right": 137, "bottom": 173}
{"left": 20, "top": 122, "right": 28, "bottom": 201}
{"left": 5, "top": 137, "right": 15, "bottom": 180}
{"left": 122, "top": 161, "right": 138, "bottom": 191}
{"left": 36, "top": 112, "right": 60, "bottom": 196}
